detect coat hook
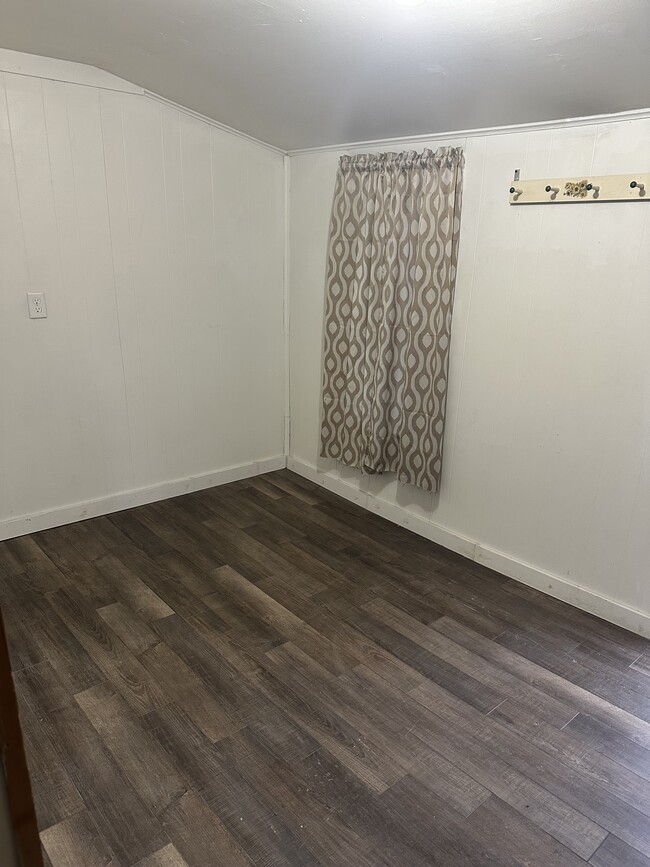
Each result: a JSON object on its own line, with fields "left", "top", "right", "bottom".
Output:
{"left": 586, "top": 182, "right": 600, "bottom": 198}
{"left": 630, "top": 180, "right": 646, "bottom": 195}
{"left": 545, "top": 185, "right": 559, "bottom": 199}
{"left": 509, "top": 186, "right": 522, "bottom": 199}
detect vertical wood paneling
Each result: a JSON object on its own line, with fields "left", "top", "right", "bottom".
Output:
{"left": 212, "top": 132, "right": 285, "bottom": 464}
{"left": 432, "top": 134, "right": 486, "bottom": 521}
{"left": 210, "top": 128, "right": 256, "bottom": 465}
{"left": 65, "top": 83, "right": 134, "bottom": 494}
{"left": 288, "top": 118, "right": 650, "bottom": 623}
{"left": 443, "top": 131, "right": 530, "bottom": 544}
{"left": 99, "top": 87, "right": 147, "bottom": 488}
{"left": 0, "top": 67, "right": 285, "bottom": 527}
{"left": 487, "top": 129, "right": 552, "bottom": 562}
{"left": 160, "top": 106, "right": 197, "bottom": 477}
{"left": 3, "top": 74, "right": 65, "bottom": 515}
{"left": 180, "top": 115, "right": 221, "bottom": 474}
{"left": 43, "top": 79, "right": 110, "bottom": 505}
{"left": 510, "top": 125, "right": 598, "bottom": 575}
{"left": 580, "top": 119, "right": 650, "bottom": 611}
{"left": 123, "top": 96, "right": 182, "bottom": 485}
{"left": 0, "top": 73, "right": 30, "bottom": 521}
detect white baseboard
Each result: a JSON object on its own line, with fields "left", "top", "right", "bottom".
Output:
{"left": 0, "top": 455, "right": 287, "bottom": 542}
{"left": 473, "top": 546, "right": 649, "bottom": 638}
{"left": 287, "top": 456, "right": 650, "bottom": 637}
{"left": 286, "top": 456, "right": 476, "bottom": 560}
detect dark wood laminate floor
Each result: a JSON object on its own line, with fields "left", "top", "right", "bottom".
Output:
{"left": 1, "top": 470, "right": 649, "bottom": 867}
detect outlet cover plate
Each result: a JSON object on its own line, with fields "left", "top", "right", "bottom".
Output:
{"left": 27, "top": 292, "right": 47, "bottom": 319}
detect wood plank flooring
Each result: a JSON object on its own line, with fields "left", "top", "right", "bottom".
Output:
{"left": 1, "top": 469, "right": 649, "bottom": 866}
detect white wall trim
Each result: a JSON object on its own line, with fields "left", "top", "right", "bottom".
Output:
{"left": 287, "top": 457, "right": 476, "bottom": 558}
{"left": 0, "top": 456, "right": 287, "bottom": 542}
{"left": 0, "top": 49, "right": 284, "bottom": 156}
{"left": 287, "top": 457, "right": 650, "bottom": 637}
{"left": 0, "top": 48, "right": 144, "bottom": 94}
{"left": 473, "top": 546, "right": 650, "bottom": 639}
{"left": 282, "top": 153, "right": 292, "bottom": 454}
{"left": 143, "top": 91, "right": 285, "bottom": 155}
{"left": 287, "top": 107, "right": 650, "bottom": 156}
{"left": 4, "top": 49, "right": 649, "bottom": 161}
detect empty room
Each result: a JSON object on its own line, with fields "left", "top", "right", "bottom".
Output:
{"left": 0, "top": 0, "right": 649, "bottom": 865}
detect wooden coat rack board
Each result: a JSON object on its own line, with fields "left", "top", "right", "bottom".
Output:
{"left": 508, "top": 173, "right": 649, "bottom": 204}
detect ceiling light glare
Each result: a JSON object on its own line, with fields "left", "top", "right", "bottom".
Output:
{"left": 392, "top": 0, "right": 427, "bottom": 6}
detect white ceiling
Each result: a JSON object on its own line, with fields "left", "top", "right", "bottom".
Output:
{"left": 0, "top": 0, "right": 648, "bottom": 150}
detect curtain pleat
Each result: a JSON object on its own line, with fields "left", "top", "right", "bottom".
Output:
{"left": 320, "top": 147, "right": 464, "bottom": 493}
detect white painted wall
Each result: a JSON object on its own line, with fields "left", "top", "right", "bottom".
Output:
{"left": 0, "top": 55, "right": 286, "bottom": 536}
{"left": 288, "top": 117, "right": 650, "bottom": 634}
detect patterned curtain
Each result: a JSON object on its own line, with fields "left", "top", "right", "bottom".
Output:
{"left": 320, "top": 147, "right": 464, "bottom": 493}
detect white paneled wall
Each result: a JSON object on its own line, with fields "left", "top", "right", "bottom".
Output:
{"left": 288, "top": 118, "right": 650, "bottom": 634}
{"left": 0, "top": 61, "right": 285, "bottom": 535}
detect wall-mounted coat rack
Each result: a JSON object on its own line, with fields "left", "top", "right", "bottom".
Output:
{"left": 508, "top": 173, "right": 649, "bottom": 204}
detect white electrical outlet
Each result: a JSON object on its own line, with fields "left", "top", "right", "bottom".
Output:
{"left": 27, "top": 292, "right": 47, "bottom": 319}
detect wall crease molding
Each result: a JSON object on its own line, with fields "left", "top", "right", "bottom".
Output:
{"left": 287, "top": 457, "right": 650, "bottom": 637}
{"left": 0, "top": 49, "right": 284, "bottom": 155}
{"left": 1, "top": 49, "right": 648, "bottom": 159}
{"left": 287, "top": 107, "right": 650, "bottom": 155}
{"left": 282, "top": 152, "right": 292, "bottom": 454}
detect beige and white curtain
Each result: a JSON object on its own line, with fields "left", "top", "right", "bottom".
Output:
{"left": 320, "top": 147, "right": 464, "bottom": 493}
